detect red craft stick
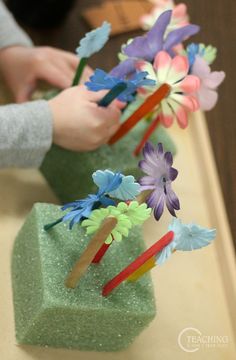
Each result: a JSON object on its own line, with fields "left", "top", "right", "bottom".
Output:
{"left": 92, "top": 235, "right": 115, "bottom": 263}
{"left": 109, "top": 83, "right": 170, "bottom": 145}
{"left": 102, "top": 231, "right": 174, "bottom": 296}
{"left": 133, "top": 115, "right": 160, "bottom": 156}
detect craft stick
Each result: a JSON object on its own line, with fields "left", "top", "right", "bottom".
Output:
{"left": 72, "top": 57, "right": 88, "bottom": 86}
{"left": 109, "top": 84, "right": 170, "bottom": 144}
{"left": 92, "top": 240, "right": 112, "bottom": 263}
{"left": 98, "top": 82, "right": 127, "bottom": 107}
{"left": 102, "top": 230, "right": 174, "bottom": 296}
{"left": 127, "top": 256, "right": 156, "bottom": 281}
{"left": 133, "top": 115, "right": 160, "bottom": 156}
{"left": 65, "top": 217, "right": 117, "bottom": 289}
{"left": 136, "top": 189, "right": 153, "bottom": 205}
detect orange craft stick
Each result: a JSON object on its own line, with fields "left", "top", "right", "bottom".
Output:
{"left": 109, "top": 83, "right": 170, "bottom": 145}
{"left": 102, "top": 230, "right": 174, "bottom": 296}
{"left": 133, "top": 115, "right": 161, "bottom": 156}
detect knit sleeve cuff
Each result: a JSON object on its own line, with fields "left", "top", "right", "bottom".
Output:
{"left": 0, "top": 1, "right": 33, "bottom": 49}
{"left": 0, "top": 100, "right": 53, "bottom": 168}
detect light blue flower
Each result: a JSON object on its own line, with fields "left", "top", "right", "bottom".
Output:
{"left": 92, "top": 170, "right": 141, "bottom": 200}
{"left": 186, "top": 43, "right": 217, "bottom": 68}
{"left": 156, "top": 218, "right": 216, "bottom": 265}
{"left": 85, "top": 69, "right": 156, "bottom": 102}
{"left": 76, "top": 21, "right": 111, "bottom": 58}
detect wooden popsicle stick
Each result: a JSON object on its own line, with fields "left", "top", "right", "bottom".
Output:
{"left": 136, "top": 189, "right": 153, "bottom": 205}
{"left": 127, "top": 256, "right": 156, "bottom": 281}
{"left": 65, "top": 217, "right": 117, "bottom": 289}
{"left": 108, "top": 83, "right": 170, "bottom": 144}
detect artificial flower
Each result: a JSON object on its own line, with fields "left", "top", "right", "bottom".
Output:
{"left": 156, "top": 218, "right": 216, "bottom": 265}
{"left": 81, "top": 207, "right": 132, "bottom": 244}
{"left": 93, "top": 170, "right": 141, "bottom": 200}
{"left": 44, "top": 171, "right": 123, "bottom": 230}
{"left": 139, "top": 142, "right": 180, "bottom": 220}
{"left": 111, "top": 10, "right": 199, "bottom": 78}
{"left": 141, "top": 2, "right": 189, "bottom": 33}
{"left": 185, "top": 43, "right": 217, "bottom": 68}
{"left": 137, "top": 51, "right": 200, "bottom": 128}
{"left": 115, "top": 201, "right": 152, "bottom": 225}
{"left": 76, "top": 21, "right": 111, "bottom": 59}
{"left": 85, "top": 69, "right": 156, "bottom": 102}
{"left": 191, "top": 56, "right": 225, "bottom": 111}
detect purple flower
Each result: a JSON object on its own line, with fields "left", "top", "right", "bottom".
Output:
{"left": 191, "top": 56, "right": 225, "bottom": 111}
{"left": 111, "top": 10, "right": 200, "bottom": 78}
{"left": 139, "top": 142, "right": 180, "bottom": 220}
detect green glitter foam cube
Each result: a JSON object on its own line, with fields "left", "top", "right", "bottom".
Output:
{"left": 11, "top": 203, "right": 156, "bottom": 351}
{"left": 40, "top": 122, "right": 176, "bottom": 203}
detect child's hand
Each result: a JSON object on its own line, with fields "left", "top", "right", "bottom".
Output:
{"left": 0, "top": 46, "right": 92, "bottom": 102}
{"left": 49, "top": 86, "right": 122, "bottom": 151}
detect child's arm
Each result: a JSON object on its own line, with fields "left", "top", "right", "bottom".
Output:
{"left": 0, "top": 1, "right": 92, "bottom": 102}
{"left": 0, "top": 0, "right": 33, "bottom": 49}
{"left": 0, "top": 86, "right": 121, "bottom": 168}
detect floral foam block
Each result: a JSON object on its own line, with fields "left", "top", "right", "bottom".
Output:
{"left": 11, "top": 203, "right": 156, "bottom": 351}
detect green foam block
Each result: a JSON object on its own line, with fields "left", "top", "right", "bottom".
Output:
{"left": 11, "top": 203, "right": 156, "bottom": 351}
{"left": 40, "top": 123, "right": 176, "bottom": 203}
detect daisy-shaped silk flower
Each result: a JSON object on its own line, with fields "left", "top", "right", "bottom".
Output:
{"left": 156, "top": 218, "right": 216, "bottom": 265}
{"left": 191, "top": 56, "right": 225, "bottom": 111}
{"left": 139, "top": 142, "right": 180, "bottom": 220}
{"left": 137, "top": 51, "right": 200, "bottom": 128}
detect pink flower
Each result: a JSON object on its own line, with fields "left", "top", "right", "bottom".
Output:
{"left": 137, "top": 51, "right": 200, "bottom": 128}
{"left": 191, "top": 56, "right": 225, "bottom": 111}
{"left": 141, "top": 1, "right": 189, "bottom": 34}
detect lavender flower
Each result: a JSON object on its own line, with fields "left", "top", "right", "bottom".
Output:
{"left": 111, "top": 10, "right": 200, "bottom": 77}
{"left": 139, "top": 142, "right": 180, "bottom": 220}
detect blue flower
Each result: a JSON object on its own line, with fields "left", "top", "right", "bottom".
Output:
{"left": 76, "top": 21, "right": 111, "bottom": 58}
{"left": 186, "top": 43, "right": 217, "bottom": 69}
{"left": 156, "top": 218, "right": 216, "bottom": 265}
{"left": 85, "top": 69, "right": 156, "bottom": 102}
{"left": 92, "top": 170, "right": 141, "bottom": 200}
{"left": 61, "top": 171, "right": 123, "bottom": 229}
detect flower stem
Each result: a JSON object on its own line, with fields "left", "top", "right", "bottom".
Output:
{"left": 98, "top": 82, "right": 127, "bottom": 107}
{"left": 72, "top": 57, "right": 88, "bottom": 86}
{"left": 44, "top": 218, "right": 63, "bottom": 231}
{"left": 133, "top": 115, "right": 160, "bottom": 156}
{"left": 102, "top": 231, "right": 174, "bottom": 296}
{"left": 65, "top": 217, "right": 117, "bottom": 289}
{"left": 108, "top": 83, "right": 170, "bottom": 145}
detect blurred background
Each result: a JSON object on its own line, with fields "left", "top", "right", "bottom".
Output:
{"left": 5, "top": 0, "right": 236, "bottom": 245}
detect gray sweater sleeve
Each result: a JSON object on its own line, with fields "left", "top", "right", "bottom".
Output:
{"left": 0, "top": 2, "right": 53, "bottom": 168}
{"left": 0, "top": 1, "right": 33, "bottom": 48}
{"left": 0, "top": 100, "right": 53, "bottom": 168}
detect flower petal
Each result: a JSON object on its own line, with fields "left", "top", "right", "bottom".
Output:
{"left": 197, "top": 87, "right": 218, "bottom": 111}
{"left": 110, "top": 58, "right": 136, "bottom": 78}
{"left": 136, "top": 61, "right": 157, "bottom": 82}
{"left": 171, "top": 93, "right": 199, "bottom": 111}
{"left": 164, "top": 24, "right": 200, "bottom": 52}
{"left": 203, "top": 71, "right": 225, "bottom": 89}
{"left": 172, "top": 74, "right": 200, "bottom": 93}
{"left": 153, "top": 51, "right": 172, "bottom": 83}
{"left": 159, "top": 98, "right": 174, "bottom": 127}
{"left": 167, "top": 98, "right": 189, "bottom": 128}
{"left": 166, "top": 55, "right": 189, "bottom": 83}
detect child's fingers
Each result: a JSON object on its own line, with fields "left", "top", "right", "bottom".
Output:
{"left": 38, "top": 63, "right": 72, "bottom": 88}
{"left": 113, "top": 99, "right": 127, "bottom": 109}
